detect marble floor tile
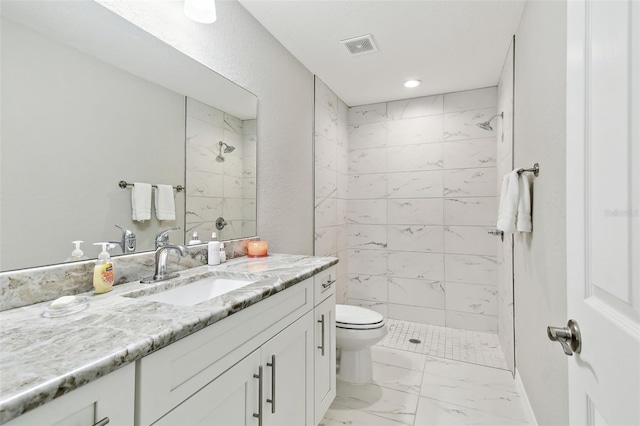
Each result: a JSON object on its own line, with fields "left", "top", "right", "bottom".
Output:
{"left": 414, "top": 396, "right": 529, "bottom": 425}
{"left": 371, "top": 346, "right": 428, "bottom": 372}
{"left": 372, "top": 362, "right": 423, "bottom": 395}
{"left": 331, "top": 381, "right": 420, "bottom": 425}
{"left": 420, "top": 373, "right": 527, "bottom": 423}
{"left": 320, "top": 407, "right": 410, "bottom": 425}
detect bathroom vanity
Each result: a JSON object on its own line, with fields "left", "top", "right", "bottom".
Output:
{"left": 0, "top": 254, "right": 337, "bottom": 426}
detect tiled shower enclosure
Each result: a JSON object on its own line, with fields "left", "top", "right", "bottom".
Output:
{"left": 314, "top": 81, "right": 504, "bottom": 334}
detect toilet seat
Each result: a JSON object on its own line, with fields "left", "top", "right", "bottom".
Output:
{"left": 336, "top": 304, "right": 385, "bottom": 330}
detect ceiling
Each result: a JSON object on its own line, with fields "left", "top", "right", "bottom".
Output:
{"left": 238, "top": 0, "right": 526, "bottom": 106}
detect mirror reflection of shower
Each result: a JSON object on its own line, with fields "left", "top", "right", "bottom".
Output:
{"left": 476, "top": 112, "right": 504, "bottom": 131}
{"left": 216, "top": 141, "right": 236, "bottom": 162}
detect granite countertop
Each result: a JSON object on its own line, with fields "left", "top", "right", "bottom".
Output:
{"left": 0, "top": 254, "right": 338, "bottom": 424}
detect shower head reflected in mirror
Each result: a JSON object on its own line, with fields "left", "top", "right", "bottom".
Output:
{"left": 216, "top": 141, "right": 236, "bottom": 162}
{"left": 476, "top": 112, "right": 504, "bottom": 132}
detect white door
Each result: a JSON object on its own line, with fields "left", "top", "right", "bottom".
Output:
{"left": 566, "top": 0, "right": 640, "bottom": 425}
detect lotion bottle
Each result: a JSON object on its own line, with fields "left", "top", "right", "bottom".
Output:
{"left": 93, "top": 242, "right": 115, "bottom": 294}
{"left": 208, "top": 232, "right": 220, "bottom": 266}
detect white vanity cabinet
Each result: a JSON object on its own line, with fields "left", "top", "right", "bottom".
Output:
{"left": 137, "top": 278, "right": 315, "bottom": 426}
{"left": 313, "top": 266, "right": 337, "bottom": 424}
{"left": 5, "top": 363, "right": 135, "bottom": 426}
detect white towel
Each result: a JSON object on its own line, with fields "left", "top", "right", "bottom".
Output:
{"left": 496, "top": 170, "right": 520, "bottom": 234}
{"left": 517, "top": 174, "right": 532, "bottom": 232}
{"left": 131, "top": 182, "right": 152, "bottom": 222}
{"left": 154, "top": 184, "right": 176, "bottom": 221}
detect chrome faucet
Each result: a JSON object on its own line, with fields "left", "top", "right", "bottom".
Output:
{"left": 109, "top": 224, "right": 136, "bottom": 254}
{"left": 141, "top": 243, "right": 189, "bottom": 283}
{"left": 155, "top": 226, "right": 180, "bottom": 249}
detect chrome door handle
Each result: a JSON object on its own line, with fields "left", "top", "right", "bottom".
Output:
{"left": 547, "top": 319, "right": 581, "bottom": 356}
{"left": 253, "top": 366, "right": 263, "bottom": 425}
{"left": 266, "top": 355, "right": 276, "bottom": 413}
{"left": 318, "top": 314, "right": 325, "bottom": 356}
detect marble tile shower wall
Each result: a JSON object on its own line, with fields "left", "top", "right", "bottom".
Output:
{"left": 346, "top": 87, "right": 499, "bottom": 333}
{"left": 185, "top": 98, "right": 256, "bottom": 241}
{"left": 314, "top": 77, "right": 349, "bottom": 303}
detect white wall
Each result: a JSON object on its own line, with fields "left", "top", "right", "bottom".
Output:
{"left": 102, "top": 0, "right": 315, "bottom": 255}
{"left": 345, "top": 88, "right": 500, "bottom": 332}
{"left": 1, "top": 17, "right": 185, "bottom": 270}
{"left": 513, "top": 1, "right": 568, "bottom": 424}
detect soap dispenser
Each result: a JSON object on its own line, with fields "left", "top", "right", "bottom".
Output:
{"left": 188, "top": 231, "right": 202, "bottom": 245}
{"left": 93, "top": 242, "right": 115, "bottom": 294}
{"left": 208, "top": 232, "right": 220, "bottom": 266}
{"left": 66, "top": 240, "right": 88, "bottom": 262}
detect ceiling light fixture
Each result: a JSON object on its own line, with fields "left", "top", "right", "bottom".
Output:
{"left": 404, "top": 80, "right": 422, "bottom": 88}
{"left": 184, "top": 0, "right": 217, "bottom": 24}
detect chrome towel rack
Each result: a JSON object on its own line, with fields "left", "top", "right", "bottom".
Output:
{"left": 517, "top": 163, "right": 540, "bottom": 177}
{"left": 118, "top": 180, "right": 185, "bottom": 192}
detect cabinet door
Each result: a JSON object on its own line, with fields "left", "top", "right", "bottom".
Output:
{"left": 6, "top": 363, "right": 134, "bottom": 426}
{"left": 261, "top": 311, "right": 314, "bottom": 426}
{"left": 314, "top": 293, "right": 336, "bottom": 425}
{"left": 153, "top": 350, "right": 260, "bottom": 426}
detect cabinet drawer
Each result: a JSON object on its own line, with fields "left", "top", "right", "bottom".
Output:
{"left": 6, "top": 363, "right": 134, "bottom": 426}
{"left": 137, "top": 279, "right": 313, "bottom": 426}
{"left": 314, "top": 265, "right": 337, "bottom": 305}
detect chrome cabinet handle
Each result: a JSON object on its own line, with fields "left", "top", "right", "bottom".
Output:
{"left": 487, "top": 230, "right": 505, "bottom": 242}
{"left": 318, "top": 314, "right": 326, "bottom": 356}
{"left": 547, "top": 319, "right": 582, "bottom": 356}
{"left": 94, "top": 418, "right": 109, "bottom": 426}
{"left": 266, "top": 355, "right": 276, "bottom": 413}
{"left": 321, "top": 274, "right": 335, "bottom": 289}
{"left": 253, "top": 366, "right": 263, "bottom": 425}
{"left": 322, "top": 279, "right": 335, "bottom": 289}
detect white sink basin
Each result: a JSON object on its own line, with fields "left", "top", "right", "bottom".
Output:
{"left": 135, "top": 277, "right": 257, "bottom": 306}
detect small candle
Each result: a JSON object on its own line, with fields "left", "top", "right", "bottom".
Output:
{"left": 248, "top": 241, "right": 268, "bottom": 258}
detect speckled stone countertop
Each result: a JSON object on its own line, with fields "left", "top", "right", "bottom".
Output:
{"left": 0, "top": 254, "right": 337, "bottom": 424}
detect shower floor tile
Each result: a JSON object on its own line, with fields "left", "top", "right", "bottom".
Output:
{"left": 379, "top": 319, "right": 508, "bottom": 370}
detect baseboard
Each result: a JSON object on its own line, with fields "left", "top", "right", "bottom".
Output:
{"left": 515, "top": 368, "right": 538, "bottom": 425}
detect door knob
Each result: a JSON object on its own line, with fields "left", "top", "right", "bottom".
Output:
{"left": 547, "top": 319, "right": 582, "bottom": 356}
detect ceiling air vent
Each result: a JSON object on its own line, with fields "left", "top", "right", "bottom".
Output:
{"left": 340, "top": 34, "right": 377, "bottom": 56}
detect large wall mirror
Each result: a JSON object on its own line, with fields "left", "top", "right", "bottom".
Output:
{"left": 0, "top": 1, "right": 258, "bottom": 272}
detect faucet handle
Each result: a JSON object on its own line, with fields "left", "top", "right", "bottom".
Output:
{"left": 155, "top": 226, "right": 181, "bottom": 248}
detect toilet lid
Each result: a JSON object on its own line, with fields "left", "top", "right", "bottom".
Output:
{"left": 336, "top": 304, "right": 385, "bottom": 330}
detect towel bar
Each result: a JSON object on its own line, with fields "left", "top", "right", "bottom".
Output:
{"left": 118, "top": 180, "right": 185, "bottom": 192}
{"left": 517, "top": 163, "right": 539, "bottom": 177}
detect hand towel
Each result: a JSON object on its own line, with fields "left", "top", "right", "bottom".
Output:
{"left": 132, "top": 182, "right": 152, "bottom": 222}
{"left": 517, "top": 174, "right": 532, "bottom": 232}
{"left": 154, "top": 184, "right": 176, "bottom": 221}
{"left": 496, "top": 170, "right": 520, "bottom": 234}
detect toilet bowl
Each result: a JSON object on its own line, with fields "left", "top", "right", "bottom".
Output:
{"left": 335, "top": 304, "right": 387, "bottom": 384}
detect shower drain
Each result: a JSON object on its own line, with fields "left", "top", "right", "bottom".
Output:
{"left": 408, "top": 338, "right": 421, "bottom": 344}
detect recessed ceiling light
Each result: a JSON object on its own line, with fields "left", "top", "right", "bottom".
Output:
{"left": 404, "top": 80, "right": 422, "bottom": 88}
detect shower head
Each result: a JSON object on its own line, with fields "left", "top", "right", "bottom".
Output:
{"left": 219, "top": 141, "right": 235, "bottom": 153}
{"left": 476, "top": 112, "right": 504, "bottom": 132}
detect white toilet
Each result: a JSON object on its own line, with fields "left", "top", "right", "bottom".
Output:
{"left": 335, "top": 304, "right": 387, "bottom": 384}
